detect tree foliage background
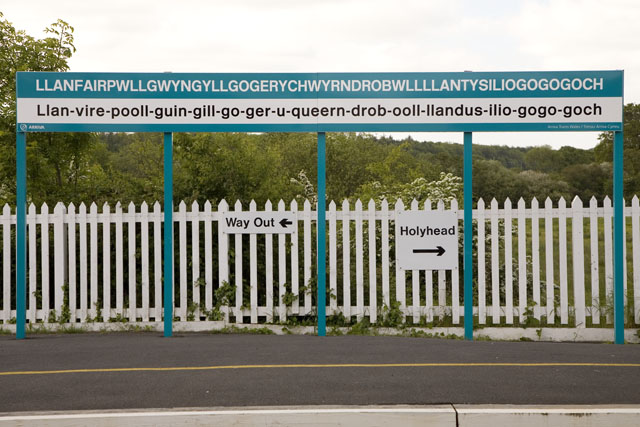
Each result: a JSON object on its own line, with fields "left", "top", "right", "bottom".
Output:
{"left": 1, "top": 12, "right": 638, "bottom": 209}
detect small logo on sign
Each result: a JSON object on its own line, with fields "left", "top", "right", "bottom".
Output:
{"left": 19, "top": 124, "right": 27, "bottom": 131}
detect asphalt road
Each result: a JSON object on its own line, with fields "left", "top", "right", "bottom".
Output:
{"left": 1, "top": 332, "right": 639, "bottom": 412}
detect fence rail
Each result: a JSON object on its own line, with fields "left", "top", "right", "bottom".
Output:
{"left": 1, "top": 196, "right": 639, "bottom": 329}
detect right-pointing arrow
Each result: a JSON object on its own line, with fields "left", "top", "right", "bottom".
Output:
{"left": 413, "top": 246, "right": 445, "bottom": 256}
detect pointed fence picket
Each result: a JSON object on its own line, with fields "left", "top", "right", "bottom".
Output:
{"left": 517, "top": 198, "right": 527, "bottom": 324}
{"left": 102, "top": 203, "right": 110, "bottom": 321}
{"left": 128, "top": 202, "right": 137, "bottom": 322}
{"left": 204, "top": 200, "right": 214, "bottom": 315}
{"left": 394, "top": 199, "right": 406, "bottom": 316}
{"left": 68, "top": 203, "right": 77, "bottom": 323}
{"left": 451, "top": 199, "right": 460, "bottom": 325}
{"left": 342, "top": 200, "right": 351, "bottom": 319}
{"left": 381, "top": 199, "right": 390, "bottom": 311}
{"left": 544, "top": 198, "right": 554, "bottom": 324}
{"left": 2, "top": 205, "right": 10, "bottom": 323}
{"left": 178, "top": 201, "right": 187, "bottom": 322}
{"left": 490, "top": 198, "right": 500, "bottom": 323}
{"left": 303, "top": 200, "right": 313, "bottom": 316}
{"left": 54, "top": 203, "right": 65, "bottom": 318}
{"left": 572, "top": 197, "right": 586, "bottom": 328}
{"left": 153, "top": 202, "right": 163, "bottom": 321}
{"left": 79, "top": 203, "right": 88, "bottom": 322}
{"left": 218, "top": 199, "right": 230, "bottom": 322}
{"left": 623, "top": 199, "right": 629, "bottom": 321}
{"left": 42, "top": 203, "right": 51, "bottom": 321}
{"left": 424, "top": 199, "right": 434, "bottom": 323}
{"left": 604, "top": 197, "right": 613, "bottom": 324}
{"left": 504, "top": 198, "right": 513, "bottom": 325}
{"left": 249, "top": 201, "right": 258, "bottom": 323}
{"left": 477, "top": 198, "right": 486, "bottom": 324}
{"left": 531, "top": 198, "right": 541, "bottom": 320}
{"left": 633, "top": 196, "right": 640, "bottom": 324}
{"left": 290, "top": 200, "right": 300, "bottom": 315}
{"left": 90, "top": 203, "right": 98, "bottom": 321}
{"left": 277, "top": 200, "right": 286, "bottom": 322}
{"left": 436, "top": 200, "right": 447, "bottom": 321}
{"left": 28, "top": 204, "right": 37, "bottom": 323}
{"left": 355, "top": 199, "right": 364, "bottom": 321}
{"left": 368, "top": 199, "right": 378, "bottom": 324}
{"left": 589, "top": 197, "right": 600, "bottom": 323}
{"left": 328, "top": 201, "right": 337, "bottom": 315}
{"left": 192, "top": 201, "right": 201, "bottom": 321}
{"left": 1, "top": 196, "right": 639, "bottom": 334}
{"left": 115, "top": 202, "right": 124, "bottom": 319}
{"left": 264, "top": 200, "right": 274, "bottom": 322}
{"left": 558, "top": 197, "right": 569, "bottom": 325}
{"left": 140, "top": 202, "right": 150, "bottom": 322}
{"left": 411, "top": 199, "right": 420, "bottom": 323}
{"left": 233, "top": 201, "right": 243, "bottom": 323}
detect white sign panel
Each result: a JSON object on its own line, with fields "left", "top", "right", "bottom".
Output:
{"left": 222, "top": 211, "right": 296, "bottom": 234}
{"left": 16, "top": 96, "right": 622, "bottom": 128}
{"left": 396, "top": 210, "right": 458, "bottom": 270}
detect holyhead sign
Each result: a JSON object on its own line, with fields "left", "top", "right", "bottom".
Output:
{"left": 17, "top": 71, "right": 622, "bottom": 133}
{"left": 396, "top": 210, "right": 459, "bottom": 271}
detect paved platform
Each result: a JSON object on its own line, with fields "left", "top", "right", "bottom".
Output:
{"left": 0, "top": 333, "right": 639, "bottom": 413}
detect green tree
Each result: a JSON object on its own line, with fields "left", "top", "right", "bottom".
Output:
{"left": 556, "top": 145, "right": 594, "bottom": 168}
{"left": 473, "top": 159, "right": 518, "bottom": 201}
{"left": 106, "top": 133, "right": 164, "bottom": 204}
{"left": 523, "top": 145, "right": 559, "bottom": 173}
{"left": 512, "top": 170, "right": 570, "bottom": 201}
{"left": 326, "top": 133, "right": 382, "bottom": 200}
{"left": 0, "top": 12, "right": 87, "bottom": 205}
{"left": 355, "top": 172, "right": 462, "bottom": 207}
{"left": 560, "top": 163, "right": 611, "bottom": 201}
{"left": 366, "top": 141, "right": 422, "bottom": 185}
{"left": 173, "top": 132, "right": 303, "bottom": 206}
{"left": 594, "top": 103, "right": 640, "bottom": 197}
{"left": 0, "top": 13, "right": 75, "bottom": 131}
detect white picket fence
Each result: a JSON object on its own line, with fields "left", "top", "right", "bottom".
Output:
{"left": 1, "top": 196, "right": 639, "bottom": 328}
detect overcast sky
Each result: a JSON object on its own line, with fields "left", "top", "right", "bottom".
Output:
{"left": 4, "top": 0, "right": 639, "bottom": 149}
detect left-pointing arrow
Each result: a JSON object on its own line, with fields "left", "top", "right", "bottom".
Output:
{"left": 279, "top": 218, "right": 293, "bottom": 228}
{"left": 413, "top": 246, "right": 445, "bottom": 256}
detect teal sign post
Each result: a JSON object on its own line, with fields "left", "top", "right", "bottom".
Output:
{"left": 16, "top": 71, "right": 624, "bottom": 342}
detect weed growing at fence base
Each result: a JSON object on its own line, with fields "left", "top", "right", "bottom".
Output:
{"left": 108, "top": 313, "right": 128, "bottom": 323}
{"left": 210, "top": 325, "right": 275, "bottom": 335}
{"left": 57, "top": 325, "right": 87, "bottom": 334}
{"left": 326, "top": 322, "right": 467, "bottom": 339}
{"left": 347, "top": 319, "right": 374, "bottom": 336}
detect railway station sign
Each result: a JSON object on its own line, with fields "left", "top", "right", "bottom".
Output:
{"left": 17, "top": 71, "right": 623, "bottom": 133}
{"left": 13, "top": 69, "right": 626, "bottom": 343}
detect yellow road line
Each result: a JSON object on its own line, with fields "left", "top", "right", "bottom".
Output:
{"left": 1, "top": 362, "right": 639, "bottom": 376}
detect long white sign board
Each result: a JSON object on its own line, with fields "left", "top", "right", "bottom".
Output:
{"left": 396, "top": 210, "right": 459, "bottom": 270}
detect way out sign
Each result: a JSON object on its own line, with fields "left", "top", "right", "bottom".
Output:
{"left": 222, "top": 211, "right": 296, "bottom": 234}
{"left": 396, "top": 210, "right": 459, "bottom": 270}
